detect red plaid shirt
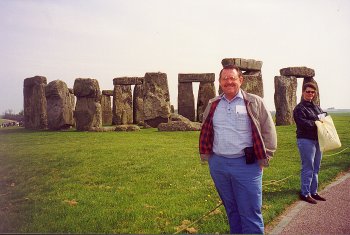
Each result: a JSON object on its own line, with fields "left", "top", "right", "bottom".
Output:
{"left": 199, "top": 97, "right": 267, "bottom": 162}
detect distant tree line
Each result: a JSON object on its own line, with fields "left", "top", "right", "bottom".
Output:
{"left": 1, "top": 109, "right": 24, "bottom": 122}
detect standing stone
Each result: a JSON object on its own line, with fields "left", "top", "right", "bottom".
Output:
{"left": 23, "top": 76, "right": 48, "bottom": 129}
{"left": 113, "top": 85, "right": 132, "bottom": 125}
{"left": 274, "top": 76, "right": 297, "bottom": 126}
{"left": 45, "top": 80, "right": 74, "bottom": 130}
{"left": 133, "top": 84, "right": 144, "bottom": 124}
{"left": 197, "top": 82, "right": 216, "bottom": 122}
{"left": 241, "top": 75, "right": 264, "bottom": 98}
{"left": 178, "top": 82, "right": 195, "bottom": 121}
{"left": 101, "top": 90, "right": 113, "bottom": 126}
{"left": 301, "top": 77, "right": 320, "bottom": 106}
{"left": 143, "top": 72, "right": 171, "bottom": 127}
{"left": 121, "top": 110, "right": 128, "bottom": 125}
{"left": 73, "top": 78, "right": 102, "bottom": 131}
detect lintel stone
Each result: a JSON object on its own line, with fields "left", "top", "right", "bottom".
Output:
{"left": 280, "top": 67, "right": 315, "bottom": 78}
{"left": 221, "top": 58, "right": 262, "bottom": 71}
{"left": 178, "top": 73, "right": 215, "bottom": 83}
{"left": 102, "top": 90, "right": 113, "bottom": 96}
{"left": 113, "top": 77, "right": 144, "bottom": 85}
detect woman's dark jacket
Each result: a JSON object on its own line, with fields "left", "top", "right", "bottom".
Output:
{"left": 293, "top": 100, "right": 324, "bottom": 140}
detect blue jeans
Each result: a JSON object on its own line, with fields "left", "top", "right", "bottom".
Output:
{"left": 297, "top": 138, "right": 322, "bottom": 196}
{"left": 208, "top": 154, "right": 264, "bottom": 234}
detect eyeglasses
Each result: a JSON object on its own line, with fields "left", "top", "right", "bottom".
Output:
{"left": 222, "top": 76, "right": 239, "bottom": 82}
{"left": 305, "top": 90, "right": 316, "bottom": 94}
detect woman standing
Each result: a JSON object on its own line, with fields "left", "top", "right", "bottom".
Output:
{"left": 293, "top": 82, "right": 326, "bottom": 204}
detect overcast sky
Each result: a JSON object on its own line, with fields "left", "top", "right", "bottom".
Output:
{"left": 1, "top": 0, "right": 349, "bottom": 114}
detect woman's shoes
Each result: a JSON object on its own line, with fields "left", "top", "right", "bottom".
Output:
{"left": 299, "top": 194, "right": 317, "bottom": 204}
{"left": 311, "top": 193, "right": 326, "bottom": 201}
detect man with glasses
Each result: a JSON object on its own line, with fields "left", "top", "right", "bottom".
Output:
{"left": 199, "top": 64, "right": 277, "bottom": 234}
{"left": 293, "top": 82, "right": 327, "bottom": 204}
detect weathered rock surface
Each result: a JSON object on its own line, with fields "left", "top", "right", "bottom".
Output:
{"left": 274, "top": 76, "right": 297, "bottom": 126}
{"left": 101, "top": 93, "right": 112, "bottom": 126}
{"left": 102, "top": 90, "right": 113, "bottom": 96}
{"left": 23, "top": 76, "right": 48, "bottom": 129}
{"left": 133, "top": 84, "right": 144, "bottom": 124}
{"left": 143, "top": 72, "right": 171, "bottom": 127}
{"left": 89, "top": 126, "right": 116, "bottom": 132}
{"left": 241, "top": 74, "right": 264, "bottom": 98}
{"left": 73, "top": 78, "right": 102, "bottom": 131}
{"left": 73, "top": 78, "right": 101, "bottom": 99}
{"left": 178, "top": 82, "right": 195, "bottom": 121}
{"left": 280, "top": 67, "right": 315, "bottom": 78}
{"left": 115, "top": 125, "right": 141, "bottom": 132}
{"left": 221, "top": 58, "right": 263, "bottom": 71}
{"left": 113, "top": 77, "right": 144, "bottom": 85}
{"left": 178, "top": 73, "right": 215, "bottom": 83}
{"left": 112, "top": 85, "right": 133, "bottom": 125}
{"left": 197, "top": 82, "right": 216, "bottom": 122}
{"left": 45, "top": 80, "right": 74, "bottom": 130}
{"left": 157, "top": 113, "right": 201, "bottom": 131}
{"left": 74, "top": 97, "right": 102, "bottom": 131}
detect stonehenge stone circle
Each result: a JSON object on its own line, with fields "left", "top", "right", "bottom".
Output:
{"left": 73, "top": 78, "right": 102, "bottom": 131}
{"left": 23, "top": 76, "right": 48, "bottom": 129}
{"left": 45, "top": 80, "right": 75, "bottom": 130}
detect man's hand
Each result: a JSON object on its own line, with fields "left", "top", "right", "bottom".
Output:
{"left": 200, "top": 154, "right": 210, "bottom": 162}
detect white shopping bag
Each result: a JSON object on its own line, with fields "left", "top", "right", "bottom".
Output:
{"left": 315, "top": 115, "right": 341, "bottom": 152}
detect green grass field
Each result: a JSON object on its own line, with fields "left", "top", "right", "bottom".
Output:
{"left": 1, "top": 114, "right": 349, "bottom": 234}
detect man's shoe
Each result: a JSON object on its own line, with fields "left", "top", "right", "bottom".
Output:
{"left": 300, "top": 194, "right": 317, "bottom": 204}
{"left": 311, "top": 193, "right": 326, "bottom": 201}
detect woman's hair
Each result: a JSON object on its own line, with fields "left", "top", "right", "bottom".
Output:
{"left": 219, "top": 64, "right": 243, "bottom": 80}
{"left": 302, "top": 82, "right": 317, "bottom": 91}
